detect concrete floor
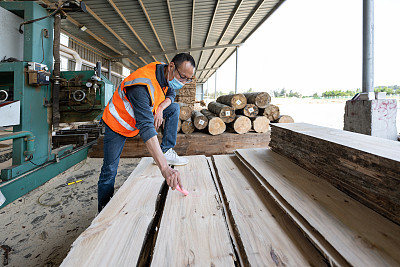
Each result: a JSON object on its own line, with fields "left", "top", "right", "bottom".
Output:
{"left": 0, "top": 157, "right": 141, "bottom": 267}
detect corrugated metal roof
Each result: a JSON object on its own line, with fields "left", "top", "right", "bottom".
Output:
{"left": 43, "top": 0, "right": 285, "bottom": 83}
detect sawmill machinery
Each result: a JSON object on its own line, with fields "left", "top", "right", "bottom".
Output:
{"left": 0, "top": 1, "right": 114, "bottom": 207}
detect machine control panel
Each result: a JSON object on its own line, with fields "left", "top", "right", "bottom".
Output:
{"left": 27, "top": 62, "right": 50, "bottom": 86}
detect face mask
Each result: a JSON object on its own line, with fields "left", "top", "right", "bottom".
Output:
{"left": 168, "top": 66, "right": 184, "bottom": 90}
{"left": 168, "top": 77, "right": 184, "bottom": 90}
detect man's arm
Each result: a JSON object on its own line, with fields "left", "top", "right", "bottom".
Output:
{"left": 145, "top": 135, "right": 182, "bottom": 190}
{"left": 125, "top": 86, "right": 182, "bottom": 190}
{"left": 154, "top": 98, "right": 171, "bottom": 130}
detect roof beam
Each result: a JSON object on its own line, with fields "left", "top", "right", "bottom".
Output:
{"left": 196, "top": 67, "right": 218, "bottom": 72}
{"left": 84, "top": 4, "right": 147, "bottom": 65}
{"left": 190, "top": 0, "right": 195, "bottom": 53}
{"left": 230, "top": 0, "right": 267, "bottom": 43}
{"left": 198, "top": 0, "right": 220, "bottom": 69}
{"left": 116, "top": 43, "right": 242, "bottom": 59}
{"left": 200, "top": 0, "right": 244, "bottom": 80}
{"left": 106, "top": 0, "right": 156, "bottom": 62}
{"left": 138, "top": 0, "right": 169, "bottom": 62}
{"left": 167, "top": 0, "right": 178, "bottom": 50}
{"left": 201, "top": 0, "right": 286, "bottom": 84}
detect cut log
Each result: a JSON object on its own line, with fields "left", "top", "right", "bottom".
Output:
{"left": 228, "top": 115, "right": 251, "bottom": 134}
{"left": 191, "top": 110, "right": 208, "bottom": 130}
{"left": 177, "top": 102, "right": 192, "bottom": 121}
{"left": 274, "top": 115, "right": 294, "bottom": 123}
{"left": 251, "top": 116, "right": 270, "bottom": 133}
{"left": 181, "top": 118, "right": 195, "bottom": 134}
{"left": 207, "top": 101, "right": 235, "bottom": 123}
{"left": 236, "top": 104, "right": 259, "bottom": 118}
{"left": 243, "top": 92, "right": 271, "bottom": 108}
{"left": 217, "top": 93, "right": 247, "bottom": 109}
{"left": 200, "top": 109, "right": 226, "bottom": 135}
{"left": 259, "top": 104, "right": 280, "bottom": 121}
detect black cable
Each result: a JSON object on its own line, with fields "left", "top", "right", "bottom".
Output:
{"left": 40, "top": 29, "right": 45, "bottom": 64}
{"left": 19, "top": 1, "right": 63, "bottom": 34}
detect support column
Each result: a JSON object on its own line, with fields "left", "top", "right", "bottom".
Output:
{"left": 362, "top": 0, "right": 374, "bottom": 92}
{"left": 344, "top": 0, "right": 397, "bottom": 141}
{"left": 235, "top": 46, "right": 238, "bottom": 93}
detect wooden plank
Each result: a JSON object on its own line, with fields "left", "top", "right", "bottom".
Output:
{"left": 151, "top": 155, "right": 236, "bottom": 266}
{"left": 235, "top": 148, "right": 400, "bottom": 266}
{"left": 206, "top": 157, "right": 243, "bottom": 266}
{"left": 212, "top": 155, "right": 329, "bottom": 266}
{"left": 61, "top": 158, "right": 165, "bottom": 267}
{"left": 270, "top": 122, "right": 400, "bottom": 225}
{"left": 89, "top": 131, "right": 270, "bottom": 158}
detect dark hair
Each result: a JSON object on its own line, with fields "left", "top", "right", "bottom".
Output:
{"left": 171, "top": 53, "right": 196, "bottom": 69}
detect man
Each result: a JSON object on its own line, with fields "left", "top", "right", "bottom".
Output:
{"left": 98, "top": 53, "right": 195, "bottom": 212}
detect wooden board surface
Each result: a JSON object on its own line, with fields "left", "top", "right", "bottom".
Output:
{"left": 235, "top": 148, "right": 400, "bottom": 266}
{"left": 151, "top": 155, "right": 236, "bottom": 266}
{"left": 89, "top": 131, "right": 270, "bottom": 158}
{"left": 270, "top": 122, "right": 400, "bottom": 225}
{"left": 212, "top": 155, "right": 328, "bottom": 266}
{"left": 61, "top": 158, "right": 165, "bottom": 267}
{"left": 271, "top": 123, "right": 400, "bottom": 161}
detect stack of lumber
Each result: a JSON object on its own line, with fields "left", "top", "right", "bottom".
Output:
{"left": 63, "top": 123, "right": 400, "bottom": 266}
{"left": 175, "top": 78, "right": 196, "bottom": 109}
{"left": 270, "top": 122, "right": 400, "bottom": 225}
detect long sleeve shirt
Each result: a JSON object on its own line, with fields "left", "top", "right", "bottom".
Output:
{"left": 125, "top": 63, "right": 175, "bottom": 142}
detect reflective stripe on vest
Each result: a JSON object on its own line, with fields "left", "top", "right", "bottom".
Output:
{"left": 108, "top": 92, "right": 136, "bottom": 132}
{"left": 124, "top": 78, "right": 156, "bottom": 105}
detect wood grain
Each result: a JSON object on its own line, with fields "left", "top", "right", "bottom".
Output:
{"left": 151, "top": 156, "right": 236, "bottom": 266}
{"left": 251, "top": 116, "right": 270, "bottom": 133}
{"left": 177, "top": 102, "right": 192, "bottom": 121}
{"left": 259, "top": 104, "right": 280, "bottom": 121}
{"left": 207, "top": 101, "right": 235, "bottom": 123}
{"left": 61, "top": 158, "right": 165, "bottom": 267}
{"left": 243, "top": 92, "right": 271, "bottom": 108}
{"left": 212, "top": 155, "right": 328, "bottom": 266}
{"left": 217, "top": 94, "right": 247, "bottom": 109}
{"left": 191, "top": 110, "right": 208, "bottom": 130}
{"left": 270, "top": 122, "right": 400, "bottom": 225}
{"left": 235, "top": 148, "right": 400, "bottom": 266}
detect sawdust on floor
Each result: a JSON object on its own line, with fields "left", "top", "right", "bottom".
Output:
{"left": 0, "top": 157, "right": 140, "bottom": 267}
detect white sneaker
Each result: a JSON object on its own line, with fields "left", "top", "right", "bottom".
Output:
{"left": 153, "top": 148, "right": 189, "bottom": 166}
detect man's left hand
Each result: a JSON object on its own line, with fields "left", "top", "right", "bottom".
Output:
{"left": 154, "top": 108, "right": 163, "bottom": 130}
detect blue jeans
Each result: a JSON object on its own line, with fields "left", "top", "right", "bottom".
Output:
{"left": 97, "top": 102, "right": 180, "bottom": 212}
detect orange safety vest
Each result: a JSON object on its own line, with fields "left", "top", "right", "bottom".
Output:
{"left": 102, "top": 62, "right": 168, "bottom": 137}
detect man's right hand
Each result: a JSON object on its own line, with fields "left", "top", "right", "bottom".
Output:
{"left": 161, "top": 166, "right": 182, "bottom": 190}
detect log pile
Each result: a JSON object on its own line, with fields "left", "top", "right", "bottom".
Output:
{"left": 173, "top": 92, "right": 293, "bottom": 135}
{"left": 174, "top": 78, "right": 197, "bottom": 109}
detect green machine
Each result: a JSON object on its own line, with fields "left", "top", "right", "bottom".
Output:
{"left": 0, "top": 2, "right": 113, "bottom": 207}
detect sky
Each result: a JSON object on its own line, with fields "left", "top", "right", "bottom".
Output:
{"left": 204, "top": 0, "right": 400, "bottom": 96}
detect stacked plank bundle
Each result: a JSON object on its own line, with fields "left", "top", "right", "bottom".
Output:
{"left": 174, "top": 78, "right": 196, "bottom": 109}
{"left": 62, "top": 124, "right": 400, "bottom": 266}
